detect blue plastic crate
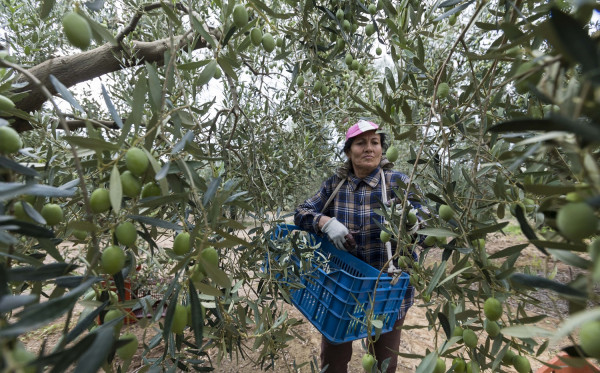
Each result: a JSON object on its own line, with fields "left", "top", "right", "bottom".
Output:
{"left": 271, "top": 224, "right": 410, "bottom": 344}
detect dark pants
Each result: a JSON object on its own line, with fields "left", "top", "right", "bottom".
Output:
{"left": 320, "top": 317, "right": 405, "bottom": 373}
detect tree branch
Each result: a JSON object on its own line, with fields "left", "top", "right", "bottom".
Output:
{"left": 116, "top": 2, "right": 189, "bottom": 43}
{"left": 64, "top": 119, "right": 122, "bottom": 130}
{"left": 12, "top": 32, "right": 212, "bottom": 132}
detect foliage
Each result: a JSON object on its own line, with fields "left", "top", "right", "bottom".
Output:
{"left": 0, "top": 0, "right": 599, "bottom": 371}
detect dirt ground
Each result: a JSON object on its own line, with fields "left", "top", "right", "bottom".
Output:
{"left": 18, "top": 228, "right": 599, "bottom": 372}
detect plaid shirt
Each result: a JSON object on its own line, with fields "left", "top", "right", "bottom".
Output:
{"left": 294, "top": 165, "right": 424, "bottom": 319}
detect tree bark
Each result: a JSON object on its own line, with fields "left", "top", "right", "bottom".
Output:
{"left": 12, "top": 34, "right": 208, "bottom": 132}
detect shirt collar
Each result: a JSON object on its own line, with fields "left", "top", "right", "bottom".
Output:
{"left": 348, "top": 166, "right": 382, "bottom": 190}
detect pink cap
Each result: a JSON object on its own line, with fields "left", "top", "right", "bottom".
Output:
{"left": 345, "top": 120, "right": 379, "bottom": 140}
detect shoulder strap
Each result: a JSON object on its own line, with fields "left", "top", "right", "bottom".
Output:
{"left": 380, "top": 169, "right": 388, "bottom": 204}
{"left": 379, "top": 169, "right": 400, "bottom": 274}
{"left": 320, "top": 178, "right": 345, "bottom": 214}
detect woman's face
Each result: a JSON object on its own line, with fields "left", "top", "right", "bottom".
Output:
{"left": 345, "top": 131, "right": 382, "bottom": 177}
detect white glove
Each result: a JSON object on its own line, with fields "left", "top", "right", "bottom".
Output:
{"left": 321, "top": 217, "right": 349, "bottom": 251}
{"left": 406, "top": 208, "right": 420, "bottom": 235}
{"left": 390, "top": 207, "right": 420, "bottom": 235}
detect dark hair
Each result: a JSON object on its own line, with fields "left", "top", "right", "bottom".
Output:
{"left": 343, "top": 132, "right": 387, "bottom": 154}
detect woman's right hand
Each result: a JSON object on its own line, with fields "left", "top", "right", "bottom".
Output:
{"left": 320, "top": 217, "right": 350, "bottom": 251}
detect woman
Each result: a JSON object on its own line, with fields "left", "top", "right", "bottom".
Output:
{"left": 294, "top": 120, "right": 425, "bottom": 372}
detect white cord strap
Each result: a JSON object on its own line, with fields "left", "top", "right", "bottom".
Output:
{"left": 380, "top": 169, "right": 401, "bottom": 274}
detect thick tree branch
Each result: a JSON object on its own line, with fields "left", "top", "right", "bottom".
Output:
{"left": 64, "top": 119, "right": 122, "bottom": 130}
{"left": 12, "top": 32, "right": 210, "bottom": 132}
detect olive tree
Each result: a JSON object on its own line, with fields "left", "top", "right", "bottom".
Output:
{"left": 0, "top": 0, "right": 599, "bottom": 371}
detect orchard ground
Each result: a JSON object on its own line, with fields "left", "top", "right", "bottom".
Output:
{"left": 18, "top": 221, "right": 598, "bottom": 372}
